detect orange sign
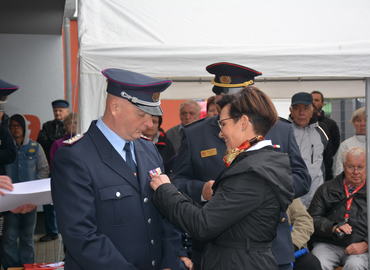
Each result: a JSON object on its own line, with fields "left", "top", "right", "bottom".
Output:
{"left": 24, "top": 114, "right": 41, "bottom": 141}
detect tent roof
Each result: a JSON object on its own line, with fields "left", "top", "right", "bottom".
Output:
{"left": 79, "top": 0, "right": 370, "bottom": 78}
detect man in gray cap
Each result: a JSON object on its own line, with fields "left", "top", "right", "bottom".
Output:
{"left": 51, "top": 68, "right": 183, "bottom": 270}
{"left": 289, "top": 92, "right": 328, "bottom": 207}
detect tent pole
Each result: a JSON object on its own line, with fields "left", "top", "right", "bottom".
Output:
{"left": 63, "top": 17, "right": 73, "bottom": 108}
{"left": 366, "top": 77, "right": 370, "bottom": 270}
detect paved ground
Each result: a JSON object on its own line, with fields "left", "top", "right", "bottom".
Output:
{"left": 34, "top": 233, "right": 64, "bottom": 264}
{"left": 33, "top": 212, "right": 64, "bottom": 264}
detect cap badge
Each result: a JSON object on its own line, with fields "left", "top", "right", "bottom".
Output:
{"left": 219, "top": 76, "right": 232, "bottom": 84}
{"left": 152, "top": 92, "right": 160, "bottom": 102}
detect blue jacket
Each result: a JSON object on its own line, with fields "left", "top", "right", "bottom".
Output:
{"left": 6, "top": 114, "right": 49, "bottom": 183}
{"left": 51, "top": 121, "right": 180, "bottom": 270}
{"left": 172, "top": 116, "right": 311, "bottom": 265}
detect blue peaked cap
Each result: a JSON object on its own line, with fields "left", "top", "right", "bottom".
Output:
{"left": 102, "top": 68, "right": 172, "bottom": 116}
{"left": 0, "top": 79, "right": 19, "bottom": 97}
{"left": 52, "top": 99, "right": 69, "bottom": 108}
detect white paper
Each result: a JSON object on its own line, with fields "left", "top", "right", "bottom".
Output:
{"left": 0, "top": 178, "right": 52, "bottom": 212}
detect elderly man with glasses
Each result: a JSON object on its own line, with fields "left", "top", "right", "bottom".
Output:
{"left": 308, "top": 147, "right": 368, "bottom": 270}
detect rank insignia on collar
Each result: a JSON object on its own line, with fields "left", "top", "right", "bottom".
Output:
{"left": 63, "top": 134, "right": 83, "bottom": 145}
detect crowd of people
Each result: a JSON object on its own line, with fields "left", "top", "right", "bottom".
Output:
{"left": 0, "top": 61, "right": 367, "bottom": 270}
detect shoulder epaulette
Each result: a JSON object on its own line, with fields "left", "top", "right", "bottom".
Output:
{"left": 63, "top": 134, "right": 84, "bottom": 145}
{"left": 140, "top": 135, "right": 152, "bottom": 141}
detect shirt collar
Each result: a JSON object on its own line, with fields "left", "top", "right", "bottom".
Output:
{"left": 247, "top": 140, "right": 272, "bottom": 152}
{"left": 96, "top": 118, "right": 132, "bottom": 154}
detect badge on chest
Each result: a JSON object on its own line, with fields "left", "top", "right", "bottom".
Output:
{"left": 200, "top": 148, "right": 217, "bottom": 158}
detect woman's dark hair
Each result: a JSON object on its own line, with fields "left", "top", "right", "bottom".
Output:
{"left": 157, "top": 115, "right": 163, "bottom": 128}
{"left": 217, "top": 86, "right": 278, "bottom": 136}
{"left": 206, "top": 96, "right": 220, "bottom": 113}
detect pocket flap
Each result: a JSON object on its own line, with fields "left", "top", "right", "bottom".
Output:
{"left": 99, "top": 185, "right": 135, "bottom": 200}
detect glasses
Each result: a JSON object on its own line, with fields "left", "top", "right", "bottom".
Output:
{"left": 345, "top": 165, "right": 365, "bottom": 172}
{"left": 217, "top": 117, "right": 235, "bottom": 129}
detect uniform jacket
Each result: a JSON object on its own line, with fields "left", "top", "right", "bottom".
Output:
{"left": 51, "top": 121, "right": 180, "bottom": 270}
{"left": 291, "top": 121, "right": 328, "bottom": 207}
{"left": 308, "top": 173, "right": 367, "bottom": 247}
{"left": 37, "top": 119, "right": 65, "bottom": 163}
{"left": 6, "top": 114, "right": 49, "bottom": 182}
{"left": 172, "top": 116, "right": 310, "bottom": 265}
{"left": 153, "top": 130, "right": 176, "bottom": 174}
{"left": 166, "top": 124, "right": 183, "bottom": 154}
{"left": 154, "top": 147, "right": 294, "bottom": 270}
{"left": 0, "top": 126, "right": 16, "bottom": 174}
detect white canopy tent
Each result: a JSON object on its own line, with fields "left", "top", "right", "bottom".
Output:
{"left": 78, "top": 0, "right": 370, "bottom": 264}
{"left": 78, "top": 0, "right": 370, "bottom": 131}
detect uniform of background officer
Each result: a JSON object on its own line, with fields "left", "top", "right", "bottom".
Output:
{"left": 0, "top": 79, "right": 18, "bottom": 269}
{"left": 51, "top": 68, "right": 182, "bottom": 270}
{"left": 37, "top": 99, "right": 69, "bottom": 242}
{"left": 172, "top": 62, "right": 311, "bottom": 270}
{"left": 0, "top": 80, "right": 18, "bottom": 174}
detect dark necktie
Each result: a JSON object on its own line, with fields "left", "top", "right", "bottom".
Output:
{"left": 124, "top": 142, "right": 137, "bottom": 174}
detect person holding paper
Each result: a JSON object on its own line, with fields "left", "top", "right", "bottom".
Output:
{"left": 0, "top": 175, "right": 13, "bottom": 195}
{"left": 2, "top": 114, "right": 49, "bottom": 270}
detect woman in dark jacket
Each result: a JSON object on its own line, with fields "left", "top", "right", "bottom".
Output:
{"left": 150, "top": 86, "right": 294, "bottom": 270}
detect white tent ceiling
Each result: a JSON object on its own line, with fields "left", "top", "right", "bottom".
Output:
{"left": 78, "top": 0, "right": 370, "bottom": 131}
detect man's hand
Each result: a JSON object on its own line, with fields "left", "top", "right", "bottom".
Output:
{"left": 345, "top": 242, "right": 368, "bottom": 255}
{"left": 180, "top": 256, "right": 193, "bottom": 270}
{"left": 335, "top": 223, "right": 352, "bottom": 235}
{"left": 0, "top": 175, "right": 13, "bottom": 195}
{"left": 11, "top": 204, "right": 37, "bottom": 214}
{"left": 201, "top": 180, "right": 215, "bottom": 201}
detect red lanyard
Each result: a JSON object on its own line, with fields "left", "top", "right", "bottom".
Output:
{"left": 343, "top": 181, "right": 365, "bottom": 221}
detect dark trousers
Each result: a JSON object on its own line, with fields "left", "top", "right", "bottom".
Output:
{"left": 42, "top": 204, "right": 58, "bottom": 235}
{"left": 294, "top": 253, "right": 322, "bottom": 270}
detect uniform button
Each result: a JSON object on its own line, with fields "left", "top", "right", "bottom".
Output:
{"left": 116, "top": 192, "right": 121, "bottom": 198}
{"left": 147, "top": 218, "right": 152, "bottom": 224}
{"left": 151, "top": 239, "right": 154, "bottom": 245}
{"left": 151, "top": 260, "right": 156, "bottom": 266}
{"left": 143, "top": 197, "right": 149, "bottom": 203}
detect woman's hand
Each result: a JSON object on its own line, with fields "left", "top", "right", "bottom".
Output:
{"left": 150, "top": 174, "right": 171, "bottom": 191}
{"left": 0, "top": 175, "right": 13, "bottom": 195}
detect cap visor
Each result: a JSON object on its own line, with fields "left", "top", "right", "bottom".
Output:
{"left": 291, "top": 101, "right": 312, "bottom": 106}
{"left": 136, "top": 104, "right": 163, "bottom": 116}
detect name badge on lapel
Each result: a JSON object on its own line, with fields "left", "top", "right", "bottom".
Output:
{"left": 200, "top": 148, "right": 217, "bottom": 158}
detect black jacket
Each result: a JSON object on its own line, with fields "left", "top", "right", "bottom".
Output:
{"left": 155, "top": 131, "right": 176, "bottom": 174}
{"left": 154, "top": 147, "right": 294, "bottom": 270}
{"left": 0, "top": 126, "right": 16, "bottom": 174}
{"left": 318, "top": 112, "right": 340, "bottom": 181}
{"left": 37, "top": 119, "right": 65, "bottom": 163}
{"left": 308, "top": 173, "right": 367, "bottom": 247}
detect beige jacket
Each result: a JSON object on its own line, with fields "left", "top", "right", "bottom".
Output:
{"left": 287, "top": 198, "right": 314, "bottom": 249}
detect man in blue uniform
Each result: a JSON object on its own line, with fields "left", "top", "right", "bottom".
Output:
{"left": 51, "top": 68, "right": 181, "bottom": 270}
{"left": 172, "top": 62, "right": 311, "bottom": 270}
{"left": 0, "top": 80, "right": 18, "bottom": 174}
{"left": 0, "top": 79, "right": 18, "bottom": 269}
